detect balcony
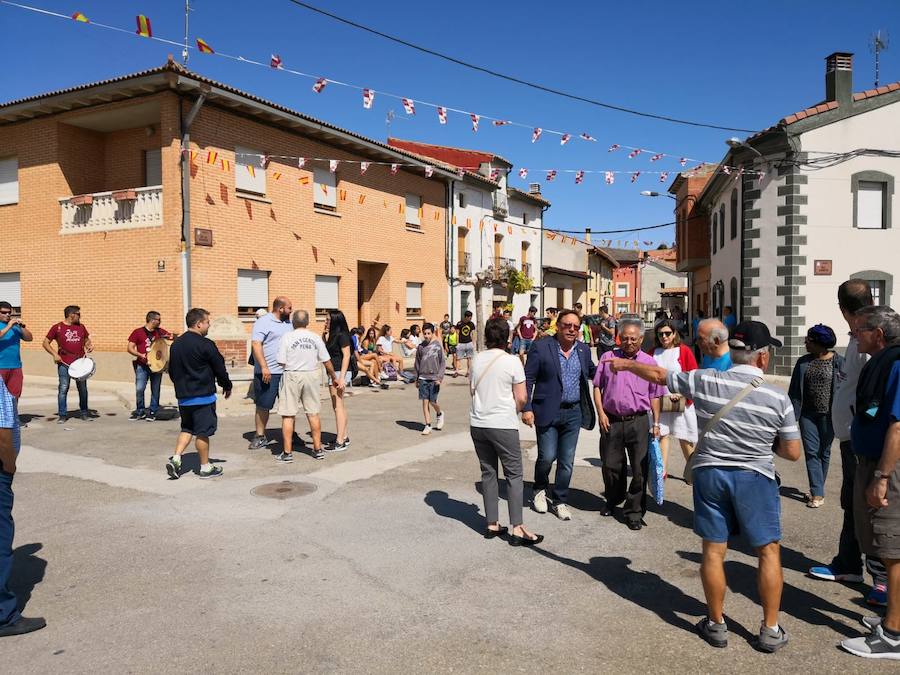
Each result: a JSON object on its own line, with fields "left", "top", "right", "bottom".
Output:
{"left": 458, "top": 252, "right": 472, "bottom": 277}
{"left": 521, "top": 262, "right": 532, "bottom": 278}
{"left": 60, "top": 186, "right": 163, "bottom": 234}
{"left": 492, "top": 257, "right": 516, "bottom": 280}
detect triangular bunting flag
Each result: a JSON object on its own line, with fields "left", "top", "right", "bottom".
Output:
{"left": 560, "top": 133, "right": 571, "bottom": 146}
{"left": 360, "top": 162, "right": 370, "bottom": 175}
{"left": 312, "top": 78, "right": 327, "bottom": 94}
{"left": 518, "top": 168, "right": 528, "bottom": 179}
{"left": 329, "top": 160, "right": 338, "bottom": 173}
{"left": 531, "top": 128, "right": 542, "bottom": 143}
{"left": 71, "top": 11, "right": 89, "bottom": 22}
{"left": 135, "top": 15, "right": 152, "bottom": 37}
{"left": 437, "top": 106, "right": 447, "bottom": 124}
{"left": 470, "top": 113, "right": 479, "bottom": 132}
{"left": 196, "top": 38, "right": 214, "bottom": 54}
{"left": 362, "top": 88, "right": 375, "bottom": 109}
{"left": 402, "top": 98, "right": 415, "bottom": 115}
{"left": 270, "top": 54, "right": 283, "bottom": 69}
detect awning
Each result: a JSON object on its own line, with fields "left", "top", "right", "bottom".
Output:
{"left": 542, "top": 266, "right": 589, "bottom": 280}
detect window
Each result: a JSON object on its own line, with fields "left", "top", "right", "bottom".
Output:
{"left": 237, "top": 269, "right": 269, "bottom": 316}
{"left": 405, "top": 193, "right": 422, "bottom": 227}
{"left": 315, "top": 275, "right": 339, "bottom": 317}
{"left": 616, "top": 302, "right": 630, "bottom": 314}
{"left": 0, "top": 273, "right": 21, "bottom": 314}
{"left": 869, "top": 280, "right": 886, "bottom": 305}
{"left": 314, "top": 168, "right": 337, "bottom": 210}
{"left": 719, "top": 204, "right": 726, "bottom": 248}
{"left": 460, "top": 290, "right": 471, "bottom": 315}
{"left": 457, "top": 192, "right": 466, "bottom": 208}
{"left": 615, "top": 282, "right": 629, "bottom": 298}
{"left": 730, "top": 277, "right": 738, "bottom": 316}
{"left": 712, "top": 213, "right": 718, "bottom": 253}
{"left": 857, "top": 181, "right": 886, "bottom": 229}
{"left": 406, "top": 282, "right": 423, "bottom": 317}
{"left": 144, "top": 149, "right": 162, "bottom": 187}
{"left": 730, "top": 189, "right": 738, "bottom": 240}
{"left": 235, "top": 146, "right": 266, "bottom": 196}
{"left": 523, "top": 212, "right": 530, "bottom": 226}
{"left": 0, "top": 156, "right": 18, "bottom": 206}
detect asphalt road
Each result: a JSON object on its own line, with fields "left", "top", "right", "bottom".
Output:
{"left": 3, "top": 377, "right": 895, "bottom": 673}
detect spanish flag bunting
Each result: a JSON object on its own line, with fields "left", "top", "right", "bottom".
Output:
{"left": 298, "top": 176, "right": 310, "bottom": 185}
{"left": 135, "top": 15, "right": 152, "bottom": 38}
{"left": 451, "top": 215, "right": 457, "bottom": 225}
{"left": 418, "top": 207, "right": 423, "bottom": 219}
{"left": 466, "top": 217, "right": 471, "bottom": 229}
{"left": 339, "top": 189, "right": 347, "bottom": 201}
{"left": 507, "top": 225, "right": 513, "bottom": 234}
{"left": 196, "top": 38, "right": 214, "bottom": 54}
{"left": 358, "top": 194, "right": 366, "bottom": 205}
{"left": 246, "top": 165, "right": 255, "bottom": 178}
{"left": 71, "top": 11, "right": 89, "bottom": 23}
{"left": 220, "top": 158, "right": 231, "bottom": 171}
{"left": 434, "top": 210, "right": 440, "bottom": 221}
{"left": 493, "top": 223, "right": 498, "bottom": 233}
{"left": 206, "top": 151, "right": 218, "bottom": 165}
{"left": 398, "top": 202, "right": 403, "bottom": 214}
{"left": 188, "top": 150, "right": 197, "bottom": 163}
{"left": 273, "top": 172, "right": 282, "bottom": 181}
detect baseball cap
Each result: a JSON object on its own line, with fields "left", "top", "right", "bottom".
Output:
{"left": 729, "top": 320, "right": 782, "bottom": 351}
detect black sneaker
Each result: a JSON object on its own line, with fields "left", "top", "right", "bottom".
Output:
{"left": 129, "top": 410, "right": 146, "bottom": 421}
{"left": 79, "top": 411, "right": 92, "bottom": 421}
{"left": 312, "top": 448, "right": 326, "bottom": 460}
{"left": 697, "top": 617, "right": 728, "bottom": 648}
{"left": 248, "top": 435, "right": 269, "bottom": 450}
{"left": 326, "top": 438, "right": 350, "bottom": 453}
{"left": 275, "top": 452, "right": 294, "bottom": 463}
{"left": 144, "top": 411, "right": 157, "bottom": 422}
{"left": 57, "top": 416, "right": 67, "bottom": 425}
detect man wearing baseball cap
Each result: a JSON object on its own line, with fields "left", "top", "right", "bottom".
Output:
{"left": 610, "top": 320, "right": 801, "bottom": 652}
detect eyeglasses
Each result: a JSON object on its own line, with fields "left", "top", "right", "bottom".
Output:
{"left": 558, "top": 323, "right": 580, "bottom": 330}
{"left": 657, "top": 331, "right": 674, "bottom": 337}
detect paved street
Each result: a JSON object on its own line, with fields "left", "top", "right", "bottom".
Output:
{"left": 3, "top": 377, "right": 895, "bottom": 673}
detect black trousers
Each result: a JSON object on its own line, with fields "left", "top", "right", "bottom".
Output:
{"left": 600, "top": 414, "right": 650, "bottom": 521}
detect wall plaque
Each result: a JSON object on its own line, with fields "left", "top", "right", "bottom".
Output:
{"left": 195, "top": 228, "right": 213, "bottom": 247}
{"left": 813, "top": 260, "right": 832, "bottom": 276}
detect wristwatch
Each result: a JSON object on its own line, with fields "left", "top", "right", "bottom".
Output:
{"left": 874, "top": 470, "right": 890, "bottom": 481}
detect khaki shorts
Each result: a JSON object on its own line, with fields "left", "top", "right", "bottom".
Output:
{"left": 854, "top": 456, "right": 900, "bottom": 560}
{"left": 276, "top": 370, "right": 322, "bottom": 416}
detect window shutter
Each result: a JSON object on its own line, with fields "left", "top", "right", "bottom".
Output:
{"left": 857, "top": 181, "right": 884, "bottom": 229}
{"left": 0, "top": 157, "right": 18, "bottom": 206}
{"left": 406, "top": 282, "right": 423, "bottom": 314}
{"left": 145, "top": 149, "right": 162, "bottom": 186}
{"left": 0, "top": 273, "right": 21, "bottom": 308}
{"left": 235, "top": 146, "right": 266, "bottom": 195}
{"left": 405, "top": 193, "right": 421, "bottom": 225}
{"left": 237, "top": 269, "right": 269, "bottom": 308}
{"left": 313, "top": 168, "right": 337, "bottom": 207}
{"left": 315, "top": 275, "right": 340, "bottom": 310}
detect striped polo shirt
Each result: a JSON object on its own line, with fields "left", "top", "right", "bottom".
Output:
{"left": 667, "top": 365, "right": 800, "bottom": 480}
{"left": 0, "top": 376, "right": 20, "bottom": 457}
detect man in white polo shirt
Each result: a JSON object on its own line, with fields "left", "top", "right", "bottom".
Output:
{"left": 274, "top": 310, "right": 341, "bottom": 462}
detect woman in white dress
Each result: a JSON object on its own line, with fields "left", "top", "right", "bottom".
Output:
{"left": 652, "top": 319, "right": 699, "bottom": 478}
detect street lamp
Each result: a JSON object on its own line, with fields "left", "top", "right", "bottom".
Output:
{"left": 725, "top": 137, "right": 763, "bottom": 159}
{"left": 640, "top": 191, "right": 676, "bottom": 200}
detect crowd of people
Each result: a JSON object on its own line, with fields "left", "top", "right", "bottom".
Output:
{"left": 0, "top": 282, "right": 898, "bottom": 661}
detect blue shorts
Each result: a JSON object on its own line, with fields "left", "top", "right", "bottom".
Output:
{"left": 518, "top": 339, "right": 534, "bottom": 354}
{"left": 418, "top": 380, "right": 440, "bottom": 403}
{"left": 253, "top": 372, "right": 282, "bottom": 411}
{"left": 692, "top": 466, "right": 781, "bottom": 548}
{"left": 179, "top": 402, "right": 217, "bottom": 437}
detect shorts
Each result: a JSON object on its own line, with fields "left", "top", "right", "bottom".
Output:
{"left": 179, "top": 402, "right": 217, "bottom": 437}
{"left": 854, "top": 456, "right": 900, "bottom": 559}
{"left": 448, "top": 345, "right": 457, "bottom": 355}
{"left": 456, "top": 342, "right": 475, "bottom": 359}
{"left": 692, "top": 466, "right": 781, "bottom": 548}
{"left": 0, "top": 368, "right": 23, "bottom": 398}
{"left": 418, "top": 380, "right": 440, "bottom": 402}
{"left": 276, "top": 370, "right": 322, "bottom": 416}
{"left": 253, "top": 372, "right": 282, "bottom": 411}
{"left": 518, "top": 339, "right": 534, "bottom": 354}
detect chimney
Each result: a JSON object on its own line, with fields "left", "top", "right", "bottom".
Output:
{"left": 529, "top": 182, "right": 541, "bottom": 194}
{"left": 584, "top": 227, "right": 592, "bottom": 244}
{"left": 825, "top": 52, "right": 853, "bottom": 106}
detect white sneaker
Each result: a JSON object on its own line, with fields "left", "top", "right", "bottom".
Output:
{"left": 435, "top": 413, "right": 445, "bottom": 430}
{"left": 421, "top": 425, "right": 432, "bottom": 435}
{"left": 532, "top": 489, "right": 548, "bottom": 513}
{"left": 551, "top": 503, "right": 573, "bottom": 521}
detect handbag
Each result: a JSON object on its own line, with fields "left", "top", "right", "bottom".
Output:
{"left": 661, "top": 394, "right": 686, "bottom": 413}
{"left": 684, "top": 376, "right": 763, "bottom": 485}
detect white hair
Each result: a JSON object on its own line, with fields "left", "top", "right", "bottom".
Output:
{"left": 730, "top": 347, "right": 767, "bottom": 365}
{"left": 619, "top": 318, "right": 644, "bottom": 334}
{"left": 699, "top": 318, "right": 729, "bottom": 343}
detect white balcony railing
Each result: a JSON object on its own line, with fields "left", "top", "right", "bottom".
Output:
{"left": 59, "top": 186, "right": 163, "bottom": 234}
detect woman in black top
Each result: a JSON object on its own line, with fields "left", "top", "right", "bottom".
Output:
{"left": 324, "top": 310, "right": 353, "bottom": 452}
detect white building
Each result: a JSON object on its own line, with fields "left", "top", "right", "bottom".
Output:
{"left": 697, "top": 52, "right": 900, "bottom": 375}
{"left": 388, "top": 139, "right": 548, "bottom": 322}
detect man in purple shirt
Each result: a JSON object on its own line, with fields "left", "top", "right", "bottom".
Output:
{"left": 593, "top": 318, "right": 663, "bottom": 530}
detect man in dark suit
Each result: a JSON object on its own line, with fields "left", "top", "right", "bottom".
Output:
{"left": 523, "top": 309, "right": 596, "bottom": 521}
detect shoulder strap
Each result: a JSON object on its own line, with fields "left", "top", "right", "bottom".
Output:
{"left": 470, "top": 351, "right": 505, "bottom": 397}
{"left": 696, "top": 375, "right": 764, "bottom": 448}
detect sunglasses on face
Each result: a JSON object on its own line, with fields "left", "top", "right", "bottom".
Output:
{"left": 559, "top": 323, "right": 580, "bottom": 330}
{"left": 657, "top": 331, "right": 674, "bottom": 337}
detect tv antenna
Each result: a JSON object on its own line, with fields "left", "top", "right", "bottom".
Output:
{"left": 182, "top": 0, "right": 193, "bottom": 65}
{"left": 871, "top": 30, "right": 889, "bottom": 87}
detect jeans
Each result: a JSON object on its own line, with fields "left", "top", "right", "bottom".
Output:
{"left": 57, "top": 363, "right": 88, "bottom": 418}
{"left": 134, "top": 364, "right": 162, "bottom": 414}
{"left": 0, "top": 472, "right": 18, "bottom": 627}
{"left": 800, "top": 412, "right": 834, "bottom": 498}
{"left": 533, "top": 405, "right": 582, "bottom": 504}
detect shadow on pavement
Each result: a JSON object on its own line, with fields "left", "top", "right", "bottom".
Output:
{"left": 177, "top": 453, "right": 227, "bottom": 476}
{"left": 424, "top": 490, "right": 483, "bottom": 535}
{"left": 779, "top": 485, "right": 807, "bottom": 503}
{"left": 10, "top": 543, "right": 46, "bottom": 613}
{"left": 396, "top": 420, "right": 425, "bottom": 432}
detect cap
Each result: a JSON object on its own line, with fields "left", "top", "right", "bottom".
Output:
{"left": 729, "top": 320, "right": 782, "bottom": 351}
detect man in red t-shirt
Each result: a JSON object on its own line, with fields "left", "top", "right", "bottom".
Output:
{"left": 43, "top": 305, "right": 93, "bottom": 422}
{"left": 516, "top": 306, "right": 539, "bottom": 364}
{"left": 127, "top": 311, "right": 174, "bottom": 421}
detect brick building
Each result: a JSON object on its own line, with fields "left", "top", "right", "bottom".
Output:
{"left": 0, "top": 60, "right": 458, "bottom": 380}
{"left": 669, "top": 167, "right": 714, "bottom": 325}
{"left": 601, "top": 248, "right": 643, "bottom": 315}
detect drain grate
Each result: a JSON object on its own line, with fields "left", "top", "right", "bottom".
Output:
{"left": 251, "top": 480, "right": 317, "bottom": 499}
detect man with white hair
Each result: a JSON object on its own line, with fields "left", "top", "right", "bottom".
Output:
{"left": 611, "top": 320, "right": 801, "bottom": 653}
{"left": 697, "top": 319, "right": 732, "bottom": 371}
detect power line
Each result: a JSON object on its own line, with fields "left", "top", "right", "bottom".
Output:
{"left": 283, "top": 0, "right": 758, "bottom": 134}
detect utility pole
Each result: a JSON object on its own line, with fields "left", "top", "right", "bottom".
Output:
{"left": 182, "top": 0, "right": 192, "bottom": 65}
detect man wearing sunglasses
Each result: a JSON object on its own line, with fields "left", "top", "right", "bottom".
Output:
{"left": 43, "top": 305, "right": 93, "bottom": 422}
{"left": 523, "top": 308, "right": 596, "bottom": 521}
{"left": 0, "top": 302, "right": 33, "bottom": 400}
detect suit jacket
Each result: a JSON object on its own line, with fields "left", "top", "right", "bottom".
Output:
{"left": 523, "top": 336, "right": 597, "bottom": 427}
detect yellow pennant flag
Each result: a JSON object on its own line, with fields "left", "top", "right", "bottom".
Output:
{"left": 358, "top": 194, "right": 366, "bottom": 205}
{"left": 339, "top": 189, "right": 347, "bottom": 201}
{"left": 71, "top": 11, "right": 89, "bottom": 23}
{"left": 206, "top": 150, "right": 218, "bottom": 165}
{"left": 273, "top": 172, "right": 282, "bottom": 181}
{"left": 246, "top": 165, "right": 255, "bottom": 178}
{"left": 298, "top": 176, "right": 310, "bottom": 185}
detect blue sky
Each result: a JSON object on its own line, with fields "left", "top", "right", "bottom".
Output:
{"left": 2, "top": 0, "right": 898, "bottom": 244}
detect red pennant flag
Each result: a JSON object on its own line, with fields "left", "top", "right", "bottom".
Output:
{"left": 402, "top": 98, "right": 415, "bottom": 115}
{"left": 437, "top": 107, "right": 447, "bottom": 124}
{"left": 71, "top": 11, "right": 89, "bottom": 23}
{"left": 270, "top": 54, "right": 283, "bottom": 69}
{"left": 531, "top": 127, "right": 542, "bottom": 143}
{"left": 206, "top": 151, "right": 218, "bottom": 165}
{"left": 135, "top": 15, "right": 152, "bottom": 37}
{"left": 362, "top": 88, "right": 375, "bottom": 109}
{"left": 470, "top": 114, "right": 479, "bottom": 132}
{"left": 196, "top": 38, "right": 214, "bottom": 54}
{"left": 312, "top": 78, "right": 327, "bottom": 94}
{"left": 492, "top": 120, "right": 510, "bottom": 127}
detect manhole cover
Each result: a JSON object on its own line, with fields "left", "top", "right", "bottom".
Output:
{"left": 520, "top": 440, "right": 537, "bottom": 450}
{"left": 251, "top": 481, "right": 317, "bottom": 499}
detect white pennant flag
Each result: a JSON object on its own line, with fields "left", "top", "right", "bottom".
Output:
{"left": 532, "top": 127, "right": 542, "bottom": 143}
{"left": 360, "top": 162, "right": 370, "bottom": 175}
{"left": 489, "top": 168, "right": 500, "bottom": 181}
{"left": 298, "top": 157, "right": 306, "bottom": 169}
{"left": 329, "top": 160, "right": 338, "bottom": 173}
{"left": 631, "top": 171, "right": 641, "bottom": 183}
{"left": 659, "top": 172, "right": 669, "bottom": 183}
{"left": 575, "top": 170, "right": 584, "bottom": 184}
{"left": 608, "top": 144, "right": 621, "bottom": 152}
{"left": 470, "top": 113, "right": 480, "bottom": 132}
{"left": 560, "top": 133, "right": 571, "bottom": 146}
{"left": 402, "top": 98, "right": 415, "bottom": 115}
{"left": 362, "top": 88, "right": 375, "bottom": 109}
{"left": 390, "top": 164, "right": 399, "bottom": 175}
{"left": 312, "top": 78, "right": 327, "bottom": 94}
{"left": 518, "top": 168, "right": 528, "bottom": 179}
{"left": 650, "top": 153, "right": 664, "bottom": 162}
{"left": 424, "top": 166, "right": 434, "bottom": 178}
{"left": 456, "top": 168, "right": 465, "bottom": 178}
{"left": 679, "top": 157, "right": 687, "bottom": 167}
{"left": 437, "top": 106, "right": 447, "bottom": 124}
{"left": 580, "top": 133, "right": 596, "bottom": 142}
{"left": 546, "top": 170, "right": 557, "bottom": 182}
{"left": 605, "top": 171, "right": 615, "bottom": 184}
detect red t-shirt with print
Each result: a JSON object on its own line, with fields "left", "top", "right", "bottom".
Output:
{"left": 517, "top": 315, "right": 537, "bottom": 340}
{"left": 128, "top": 326, "right": 173, "bottom": 364}
{"left": 46, "top": 322, "right": 89, "bottom": 365}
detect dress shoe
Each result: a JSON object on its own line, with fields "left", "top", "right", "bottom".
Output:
{"left": 0, "top": 616, "right": 47, "bottom": 637}
{"left": 626, "top": 520, "right": 642, "bottom": 531}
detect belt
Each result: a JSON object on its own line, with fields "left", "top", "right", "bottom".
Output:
{"left": 607, "top": 411, "right": 647, "bottom": 422}
{"left": 560, "top": 401, "right": 579, "bottom": 409}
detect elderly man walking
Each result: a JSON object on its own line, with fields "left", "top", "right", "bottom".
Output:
{"left": 249, "top": 297, "right": 293, "bottom": 450}
{"left": 840, "top": 305, "right": 900, "bottom": 660}
{"left": 697, "top": 319, "right": 732, "bottom": 371}
{"left": 611, "top": 320, "right": 801, "bottom": 653}
{"left": 593, "top": 318, "right": 664, "bottom": 530}
{"left": 522, "top": 309, "right": 596, "bottom": 521}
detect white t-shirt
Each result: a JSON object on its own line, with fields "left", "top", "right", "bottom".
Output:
{"left": 276, "top": 329, "right": 330, "bottom": 372}
{"left": 401, "top": 334, "right": 421, "bottom": 357}
{"left": 469, "top": 349, "right": 526, "bottom": 429}
{"left": 376, "top": 336, "right": 394, "bottom": 354}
